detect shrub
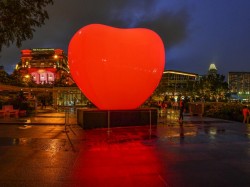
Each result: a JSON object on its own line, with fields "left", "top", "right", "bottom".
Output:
{"left": 203, "top": 102, "right": 243, "bottom": 122}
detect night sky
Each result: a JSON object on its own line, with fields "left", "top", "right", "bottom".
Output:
{"left": 1, "top": 0, "right": 250, "bottom": 78}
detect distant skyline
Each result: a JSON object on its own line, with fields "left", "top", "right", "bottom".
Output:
{"left": 1, "top": 0, "right": 250, "bottom": 76}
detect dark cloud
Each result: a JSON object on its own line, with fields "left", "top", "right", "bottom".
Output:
{"left": 47, "top": 0, "right": 189, "bottom": 47}
{"left": 0, "top": 0, "right": 190, "bottom": 74}
{"left": 135, "top": 9, "right": 189, "bottom": 48}
{"left": 1, "top": 0, "right": 250, "bottom": 76}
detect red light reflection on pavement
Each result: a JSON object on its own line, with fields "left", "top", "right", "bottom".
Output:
{"left": 69, "top": 140, "right": 167, "bottom": 187}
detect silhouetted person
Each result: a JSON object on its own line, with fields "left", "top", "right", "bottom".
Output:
{"left": 179, "top": 99, "right": 185, "bottom": 123}
{"left": 41, "top": 97, "right": 46, "bottom": 109}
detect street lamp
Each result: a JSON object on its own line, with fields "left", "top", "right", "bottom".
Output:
{"left": 53, "top": 54, "right": 58, "bottom": 59}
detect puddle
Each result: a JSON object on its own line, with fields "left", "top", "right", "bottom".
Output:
{"left": 0, "top": 137, "right": 66, "bottom": 152}
{"left": 0, "top": 137, "right": 28, "bottom": 146}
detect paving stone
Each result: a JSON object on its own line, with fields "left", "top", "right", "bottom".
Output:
{"left": 0, "top": 111, "right": 249, "bottom": 186}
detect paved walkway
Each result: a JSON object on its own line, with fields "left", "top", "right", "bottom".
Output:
{"left": 0, "top": 108, "right": 249, "bottom": 187}
{"left": 0, "top": 107, "right": 76, "bottom": 125}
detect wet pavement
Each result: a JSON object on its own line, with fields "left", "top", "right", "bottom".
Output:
{"left": 0, "top": 108, "right": 249, "bottom": 187}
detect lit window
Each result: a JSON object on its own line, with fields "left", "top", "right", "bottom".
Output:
{"left": 48, "top": 74, "right": 53, "bottom": 81}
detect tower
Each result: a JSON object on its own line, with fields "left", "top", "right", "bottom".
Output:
{"left": 208, "top": 63, "right": 217, "bottom": 76}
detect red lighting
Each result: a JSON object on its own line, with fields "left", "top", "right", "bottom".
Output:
{"left": 69, "top": 138, "right": 162, "bottom": 186}
{"left": 68, "top": 24, "right": 165, "bottom": 110}
{"left": 21, "top": 49, "right": 32, "bottom": 56}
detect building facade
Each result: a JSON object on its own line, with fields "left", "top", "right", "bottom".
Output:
{"left": 16, "top": 48, "right": 73, "bottom": 85}
{"left": 158, "top": 70, "right": 198, "bottom": 96}
{"left": 12, "top": 48, "right": 90, "bottom": 107}
{"left": 228, "top": 72, "right": 250, "bottom": 102}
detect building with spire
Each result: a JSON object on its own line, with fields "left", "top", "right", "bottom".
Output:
{"left": 208, "top": 63, "right": 217, "bottom": 76}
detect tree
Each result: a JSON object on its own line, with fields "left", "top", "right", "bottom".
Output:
{"left": 194, "top": 74, "right": 229, "bottom": 101}
{"left": 9, "top": 69, "right": 25, "bottom": 86}
{"left": 54, "top": 73, "right": 70, "bottom": 87}
{"left": 0, "top": 69, "right": 10, "bottom": 84}
{"left": 0, "top": 0, "right": 54, "bottom": 51}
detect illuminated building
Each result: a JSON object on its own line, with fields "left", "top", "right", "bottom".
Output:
{"left": 159, "top": 70, "right": 198, "bottom": 96}
{"left": 228, "top": 72, "right": 250, "bottom": 102}
{"left": 16, "top": 48, "right": 73, "bottom": 85}
{"left": 208, "top": 63, "right": 217, "bottom": 76}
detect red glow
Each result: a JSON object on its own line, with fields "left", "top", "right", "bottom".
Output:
{"left": 68, "top": 24, "right": 165, "bottom": 110}
{"left": 70, "top": 139, "right": 163, "bottom": 186}
{"left": 54, "top": 49, "right": 63, "bottom": 57}
{"left": 21, "top": 49, "right": 32, "bottom": 56}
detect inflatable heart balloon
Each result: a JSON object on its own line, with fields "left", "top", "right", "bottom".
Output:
{"left": 68, "top": 24, "right": 165, "bottom": 110}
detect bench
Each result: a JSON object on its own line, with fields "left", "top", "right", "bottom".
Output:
{"left": 1, "top": 105, "right": 19, "bottom": 118}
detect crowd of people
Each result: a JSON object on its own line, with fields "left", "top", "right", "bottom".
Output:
{"left": 155, "top": 98, "right": 188, "bottom": 124}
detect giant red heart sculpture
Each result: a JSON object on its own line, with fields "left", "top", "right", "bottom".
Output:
{"left": 68, "top": 24, "right": 165, "bottom": 110}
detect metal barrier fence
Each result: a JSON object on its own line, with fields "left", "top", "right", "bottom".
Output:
{"left": 60, "top": 106, "right": 77, "bottom": 132}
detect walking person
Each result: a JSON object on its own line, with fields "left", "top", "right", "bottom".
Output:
{"left": 41, "top": 96, "right": 46, "bottom": 109}
{"left": 179, "top": 99, "right": 185, "bottom": 123}
{"left": 242, "top": 105, "right": 249, "bottom": 124}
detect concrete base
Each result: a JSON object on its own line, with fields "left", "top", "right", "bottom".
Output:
{"left": 77, "top": 108, "right": 158, "bottom": 129}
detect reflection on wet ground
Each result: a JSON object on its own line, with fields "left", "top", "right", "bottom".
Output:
{"left": 0, "top": 120, "right": 248, "bottom": 149}
{"left": 0, "top": 116, "right": 249, "bottom": 186}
